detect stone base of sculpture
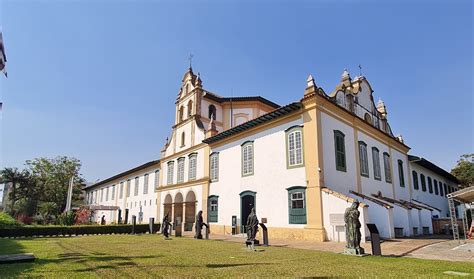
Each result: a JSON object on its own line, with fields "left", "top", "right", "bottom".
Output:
{"left": 246, "top": 240, "right": 259, "bottom": 251}
{"left": 344, "top": 247, "right": 367, "bottom": 256}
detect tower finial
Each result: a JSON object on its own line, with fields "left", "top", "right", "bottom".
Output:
{"left": 188, "top": 53, "right": 194, "bottom": 69}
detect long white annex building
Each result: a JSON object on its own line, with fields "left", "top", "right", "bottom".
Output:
{"left": 84, "top": 67, "right": 459, "bottom": 241}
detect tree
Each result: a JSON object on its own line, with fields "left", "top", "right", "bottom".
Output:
{"left": 0, "top": 168, "right": 27, "bottom": 214}
{"left": 451, "top": 154, "right": 474, "bottom": 189}
{"left": 25, "top": 156, "right": 85, "bottom": 213}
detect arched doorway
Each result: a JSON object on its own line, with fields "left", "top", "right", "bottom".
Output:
{"left": 240, "top": 191, "right": 256, "bottom": 233}
{"left": 163, "top": 194, "right": 173, "bottom": 219}
{"left": 184, "top": 191, "right": 196, "bottom": 231}
{"left": 174, "top": 192, "right": 184, "bottom": 228}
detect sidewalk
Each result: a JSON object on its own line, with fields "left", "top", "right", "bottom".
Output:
{"left": 205, "top": 233, "right": 472, "bottom": 262}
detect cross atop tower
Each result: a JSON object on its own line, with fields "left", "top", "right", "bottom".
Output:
{"left": 188, "top": 53, "right": 194, "bottom": 68}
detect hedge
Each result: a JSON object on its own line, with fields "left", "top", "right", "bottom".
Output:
{"left": 0, "top": 223, "right": 161, "bottom": 238}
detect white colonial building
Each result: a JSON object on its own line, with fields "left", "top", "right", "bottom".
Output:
{"left": 84, "top": 67, "right": 459, "bottom": 241}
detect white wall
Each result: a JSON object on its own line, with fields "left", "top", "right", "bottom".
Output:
{"left": 321, "top": 112, "right": 358, "bottom": 195}
{"left": 87, "top": 168, "right": 159, "bottom": 225}
{"left": 209, "top": 117, "right": 307, "bottom": 229}
{"left": 391, "top": 150, "right": 411, "bottom": 201}
{"left": 357, "top": 131, "right": 394, "bottom": 198}
{"left": 410, "top": 163, "right": 452, "bottom": 217}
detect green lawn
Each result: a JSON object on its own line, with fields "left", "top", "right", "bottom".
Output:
{"left": 0, "top": 234, "right": 472, "bottom": 278}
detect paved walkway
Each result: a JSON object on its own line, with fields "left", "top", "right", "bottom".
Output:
{"left": 205, "top": 233, "right": 472, "bottom": 262}
{"left": 408, "top": 240, "right": 474, "bottom": 262}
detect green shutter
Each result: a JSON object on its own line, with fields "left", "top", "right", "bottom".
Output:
{"left": 287, "top": 187, "right": 307, "bottom": 224}
{"left": 208, "top": 196, "right": 218, "bottom": 223}
{"left": 334, "top": 130, "right": 346, "bottom": 172}
{"left": 412, "top": 171, "right": 419, "bottom": 190}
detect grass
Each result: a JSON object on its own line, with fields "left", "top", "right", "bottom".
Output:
{"left": 0, "top": 234, "right": 472, "bottom": 278}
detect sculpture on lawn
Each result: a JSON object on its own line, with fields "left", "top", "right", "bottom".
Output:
{"left": 162, "top": 213, "right": 171, "bottom": 239}
{"left": 195, "top": 210, "right": 204, "bottom": 239}
{"left": 246, "top": 207, "right": 259, "bottom": 242}
{"left": 344, "top": 200, "right": 365, "bottom": 255}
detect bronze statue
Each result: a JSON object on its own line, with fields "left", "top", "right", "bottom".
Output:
{"left": 246, "top": 207, "right": 259, "bottom": 242}
{"left": 162, "top": 213, "right": 171, "bottom": 239}
{"left": 344, "top": 200, "right": 365, "bottom": 255}
{"left": 195, "top": 210, "right": 203, "bottom": 239}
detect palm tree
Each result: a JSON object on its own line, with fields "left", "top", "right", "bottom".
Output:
{"left": 0, "top": 168, "right": 25, "bottom": 214}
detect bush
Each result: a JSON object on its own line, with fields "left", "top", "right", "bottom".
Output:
{"left": 0, "top": 212, "right": 23, "bottom": 229}
{"left": 75, "top": 207, "right": 92, "bottom": 225}
{"left": 57, "top": 212, "right": 75, "bottom": 226}
{"left": 0, "top": 223, "right": 161, "bottom": 238}
{"left": 16, "top": 214, "right": 34, "bottom": 225}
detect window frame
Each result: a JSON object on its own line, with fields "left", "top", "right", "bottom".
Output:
{"left": 397, "top": 159, "right": 405, "bottom": 187}
{"left": 134, "top": 176, "right": 139, "bottom": 196}
{"left": 434, "top": 179, "right": 439, "bottom": 195}
{"left": 420, "top": 174, "right": 427, "bottom": 192}
{"left": 143, "top": 173, "right": 149, "bottom": 194}
{"left": 210, "top": 152, "right": 219, "bottom": 182}
{"left": 177, "top": 157, "right": 185, "bottom": 183}
{"left": 372, "top": 147, "right": 381, "bottom": 180}
{"left": 359, "top": 141, "right": 369, "bottom": 177}
{"left": 383, "top": 152, "right": 392, "bottom": 183}
{"left": 111, "top": 185, "right": 115, "bottom": 200}
{"left": 427, "top": 176, "right": 433, "bottom": 193}
{"left": 167, "top": 161, "right": 175, "bottom": 185}
{"left": 126, "top": 179, "right": 131, "bottom": 197}
{"left": 334, "top": 130, "right": 347, "bottom": 172}
{"left": 188, "top": 153, "right": 197, "bottom": 181}
{"left": 154, "top": 170, "right": 160, "bottom": 192}
{"left": 285, "top": 126, "right": 304, "bottom": 169}
{"left": 119, "top": 181, "right": 124, "bottom": 199}
{"left": 412, "top": 171, "right": 419, "bottom": 190}
{"left": 241, "top": 141, "right": 254, "bottom": 177}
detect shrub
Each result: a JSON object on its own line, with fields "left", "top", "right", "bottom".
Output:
{"left": 57, "top": 212, "right": 75, "bottom": 226}
{"left": 0, "top": 212, "right": 23, "bottom": 229}
{"left": 0, "top": 223, "right": 161, "bottom": 238}
{"left": 75, "top": 207, "right": 92, "bottom": 225}
{"left": 16, "top": 214, "right": 34, "bottom": 225}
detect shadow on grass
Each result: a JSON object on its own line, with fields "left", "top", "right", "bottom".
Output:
{"left": 206, "top": 263, "right": 274, "bottom": 268}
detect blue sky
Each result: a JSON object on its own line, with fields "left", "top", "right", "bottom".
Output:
{"left": 0, "top": 0, "right": 472, "bottom": 182}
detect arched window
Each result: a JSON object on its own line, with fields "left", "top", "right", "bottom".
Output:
{"left": 179, "top": 106, "right": 184, "bottom": 122}
{"left": 187, "top": 100, "right": 193, "bottom": 117}
{"left": 181, "top": 132, "right": 185, "bottom": 147}
{"left": 208, "top": 105, "right": 216, "bottom": 120}
{"left": 286, "top": 126, "right": 304, "bottom": 168}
